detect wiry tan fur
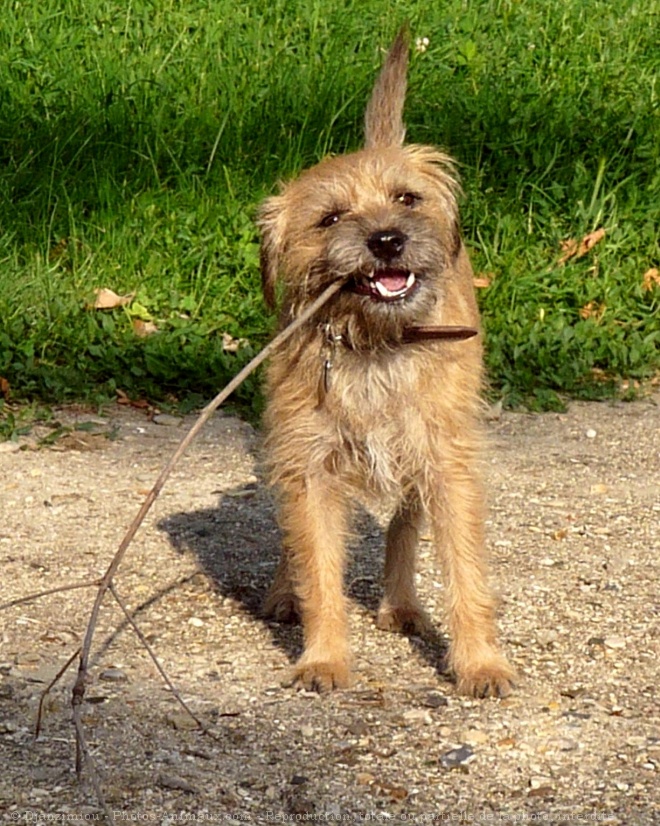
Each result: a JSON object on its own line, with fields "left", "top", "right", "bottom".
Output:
{"left": 258, "top": 28, "right": 515, "bottom": 696}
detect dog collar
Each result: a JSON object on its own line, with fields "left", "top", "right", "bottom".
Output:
{"left": 401, "top": 325, "right": 478, "bottom": 343}
{"left": 318, "top": 323, "right": 478, "bottom": 400}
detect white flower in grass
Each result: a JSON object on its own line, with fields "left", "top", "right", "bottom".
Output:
{"left": 415, "top": 36, "right": 430, "bottom": 53}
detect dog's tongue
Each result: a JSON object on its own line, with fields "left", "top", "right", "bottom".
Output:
{"left": 375, "top": 270, "right": 408, "bottom": 292}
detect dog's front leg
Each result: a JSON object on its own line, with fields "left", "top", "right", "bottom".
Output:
{"left": 277, "top": 472, "right": 351, "bottom": 692}
{"left": 428, "top": 458, "right": 516, "bottom": 698}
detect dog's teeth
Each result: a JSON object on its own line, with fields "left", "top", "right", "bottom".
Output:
{"left": 406, "top": 273, "right": 416, "bottom": 288}
{"left": 375, "top": 281, "right": 395, "bottom": 297}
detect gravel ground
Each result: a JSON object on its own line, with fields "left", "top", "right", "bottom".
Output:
{"left": 0, "top": 397, "right": 658, "bottom": 824}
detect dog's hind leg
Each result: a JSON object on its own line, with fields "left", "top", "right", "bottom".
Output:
{"left": 376, "top": 490, "right": 433, "bottom": 636}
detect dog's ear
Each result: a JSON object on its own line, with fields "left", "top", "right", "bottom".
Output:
{"left": 258, "top": 195, "right": 287, "bottom": 309}
{"left": 364, "top": 25, "right": 409, "bottom": 149}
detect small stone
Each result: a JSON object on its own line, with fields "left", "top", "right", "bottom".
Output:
{"left": 440, "top": 745, "right": 475, "bottom": 769}
{"left": 462, "top": 729, "right": 488, "bottom": 745}
{"left": 528, "top": 786, "right": 555, "bottom": 798}
{"left": 585, "top": 428, "right": 597, "bottom": 439}
{"left": 158, "top": 772, "right": 198, "bottom": 794}
{"left": 626, "top": 736, "right": 647, "bottom": 748}
{"left": 553, "top": 738, "right": 579, "bottom": 752}
{"left": 402, "top": 709, "right": 433, "bottom": 726}
{"left": 422, "top": 692, "right": 449, "bottom": 709}
{"left": 537, "top": 630, "right": 558, "bottom": 646}
{"left": 153, "top": 414, "right": 183, "bottom": 427}
{"left": 356, "top": 773, "right": 376, "bottom": 786}
{"left": 0, "top": 442, "right": 20, "bottom": 454}
{"left": 604, "top": 636, "right": 626, "bottom": 650}
{"left": 0, "top": 720, "right": 19, "bottom": 734}
{"left": 188, "top": 617, "right": 204, "bottom": 628}
{"left": 165, "top": 711, "right": 199, "bottom": 731}
{"left": 615, "top": 782, "right": 629, "bottom": 792}
{"left": 529, "top": 776, "right": 554, "bottom": 790}
{"left": 290, "top": 775, "right": 309, "bottom": 786}
{"left": 99, "top": 668, "right": 127, "bottom": 682}
{"left": 300, "top": 724, "right": 315, "bottom": 738}
{"left": 540, "top": 557, "right": 558, "bottom": 567}
{"left": 346, "top": 720, "right": 370, "bottom": 737}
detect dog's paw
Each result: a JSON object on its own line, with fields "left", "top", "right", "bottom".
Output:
{"left": 263, "top": 591, "right": 300, "bottom": 623}
{"left": 455, "top": 657, "right": 516, "bottom": 699}
{"left": 288, "top": 659, "right": 351, "bottom": 693}
{"left": 376, "top": 603, "right": 433, "bottom": 636}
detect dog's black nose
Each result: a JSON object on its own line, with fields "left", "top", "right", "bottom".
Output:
{"left": 367, "top": 229, "right": 407, "bottom": 261}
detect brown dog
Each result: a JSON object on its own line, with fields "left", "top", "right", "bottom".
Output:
{"left": 258, "top": 29, "right": 515, "bottom": 697}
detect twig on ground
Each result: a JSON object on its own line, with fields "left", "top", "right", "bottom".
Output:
{"left": 69, "top": 279, "right": 345, "bottom": 793}
{"left": 35, "top": 646, "right": 81, "bottom": 739}
{"left": 72, "top": 705, "right": 112, "bottom": 820}
{"left": 0, "top": 579, "right": 102, "bottom": 612}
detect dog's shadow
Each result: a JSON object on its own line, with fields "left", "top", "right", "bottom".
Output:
{"left": 157, "top": 481, "right": 449, "bottom": 681}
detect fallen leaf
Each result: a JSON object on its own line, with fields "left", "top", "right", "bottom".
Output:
{"left": 116, "top": 389, "right": 153, "bottom": 410}
{"left": 473, "top": 272, "right": 494, "bottom": 289}
{"left": 90, "top": 288, "right": 135, "bottom": 310}
{"left": 132, "top": 319, "right": 158, "bottom": 337}
{"left": 559, "top": 228, "right": 605, "bottom": 264}
{"left": 0, "top": 377, "right": 10, "bottom": 399}
{"left": 642, "top": 268, "right": 660, "bottom": 291}
{"left": 558, "top": 239, "right": 578, "bottom": 263}
{"left": 222, "top": 332, "right": 249, "bottom": 352}
{"left": 579, "top": 301, "right": 605, "bottom": 321}
{"left": 552, "top": 529, "right": 568, "bottom": 541}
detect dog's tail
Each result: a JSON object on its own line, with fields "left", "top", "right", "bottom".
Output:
{"left": 364, "top": 25, "right": 409, "bottom": 149}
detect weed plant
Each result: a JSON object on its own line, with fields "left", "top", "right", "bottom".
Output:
{"left": 0, "top": 0, "right": 658, "bottom": 415}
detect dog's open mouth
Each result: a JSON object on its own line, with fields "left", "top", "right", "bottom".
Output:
{"left": 350, "top": 269, "right": 417, "bottom": 303}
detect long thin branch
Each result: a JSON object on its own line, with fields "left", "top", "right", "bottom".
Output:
{"left": 72, "top": 706, "right": 112, "bottom": 819}
{"left": 36, "top": 647, "right": 81, "bottom": 738}
{"left": 71, "top": 278, "right": 345, "bottom": 771}
{"left": 0, "top": 579, "right": 101, "bottom": 612}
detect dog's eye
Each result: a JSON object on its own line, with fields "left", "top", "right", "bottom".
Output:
{"left": 319, "top": 212, "right": 342, "bottom": 228}
{"left": 396, "top": 192, "right": 421, "bottom": 207}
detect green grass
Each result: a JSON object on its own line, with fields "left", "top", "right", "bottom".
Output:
{"left": 0, "top": 0, "right": 658, "bottom": 418}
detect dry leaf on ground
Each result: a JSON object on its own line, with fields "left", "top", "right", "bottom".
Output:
{"left": 132, "top": 319, "right": 159, "bottom": 337}
{"left": 642, "top": 268, "right": 660, "bottom": 291}
{"left": 116, "top": 389, "right": 153, "bottom": 410}
{"left": 222, "top": 333, "right": 249, "bottom": 353}
{"left": 0, "top": 377, "right": 10, "bottom": 399}
{"left": 473, "top": 273, "right": 494, "bottom": 289}
{"left": 558, "top": 228, "right": 606, "bottom": 264}
{"left": 579, "top": 301, "right": 606, "bottom": 321}
{"left": 89, "top": 288, "right": 135, "bottom": 310}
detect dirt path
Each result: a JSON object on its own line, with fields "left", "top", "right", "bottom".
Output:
{"left": 0, "top": 397, "right": 658, "bottom": 823}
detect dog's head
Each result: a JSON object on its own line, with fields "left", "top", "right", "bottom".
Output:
{"left": 259, "top": 28, "right": 463, "bottom": 335}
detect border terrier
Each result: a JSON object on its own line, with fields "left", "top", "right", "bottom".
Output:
{"left": 258, "top": 28, "right": 515, "bottom": 697}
